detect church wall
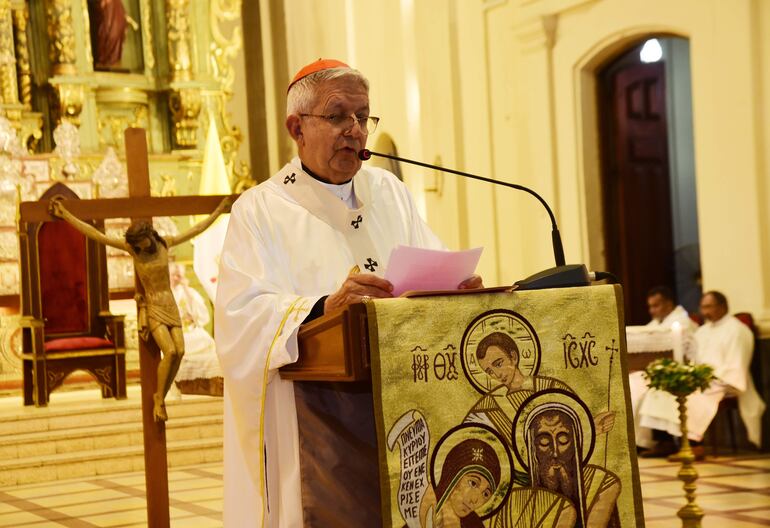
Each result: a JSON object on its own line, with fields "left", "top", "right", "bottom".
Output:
{"left": 255, "top": 0, "right": 770, "bottom": 331}
{"left": 539, "top": 0, "right": 770, "bottom": 329}
{"left": 756, "top": 0, "right": 770, "bottom": 336}
{"left": 268, "top": 0, "right": 473, "bottom": 263}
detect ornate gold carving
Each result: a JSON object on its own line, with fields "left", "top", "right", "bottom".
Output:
{"left": 0, "top": 316, "right": 21, "bottom": 371}
{"left": 81, "top": 0, "right": 93, "bottom": 67}
{"left": 0, "top": 106, "right": 20, "bottom": 133}
{"left": 94, "top": 366, "right": 113, "bottom": 384}
{"left": 46, "top": 369, "right": 66, "bottom": 390}
{"left": 46, "top": 0, "right": 76, "bottom": 75}
{"left": 20, "top": 112, "right": 42, "bottom": 153}
{"left": 0, "top": 0, "right": 18, "bottom": 106}
{"left": 55, "top": 83, "right": 84, "bottom": 124}
{"left": 169, "top": 87, "right": 200, "bottom": 148}
{"left": 166, "top": 0, "right": 200, "bottom": 148}
{"left": 139, "top": 0, "right": 155, "bottom": 70}
{"left": 97, "top": 105, "right": 148, "bottom": 150}
{"left": 166, "top": 0, "right": 192, "bottom": 82}
{"left": 232, "top": 160, "right": 254, "bottom": 192}
{"left": 210, "top": 0, "right": 242, "bottom": 93}
{"left": 11, "top": 5, "right": 30, "bottom": 107}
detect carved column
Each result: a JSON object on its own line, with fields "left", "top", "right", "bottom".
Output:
{"left": 0, "top": 0, "right": 19, "bottom": 108}
{"left": 45, "top": 0, "right": 83, "bottom": 124}
{"left": 166, "top": 0, "right": 199, "bottom": 148}
{"left": 46, "top": 0, "right": 76, "bottom": 76}
{"left": 168, "top": 88, "right": 200, "bottom": 148}
{"left": 167, "top": 0, "right": 192, "bottom": 82}
{"left": 11, "top": 5, "right": 30, "bottom": 108}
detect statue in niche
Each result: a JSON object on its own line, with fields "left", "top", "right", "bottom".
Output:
{"left": 88, "top": 0, "right": 139, "bottom": 70}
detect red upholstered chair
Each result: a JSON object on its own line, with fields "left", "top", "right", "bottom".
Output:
{"left": 20, "top": 183, "right": 127, "bottom": 406}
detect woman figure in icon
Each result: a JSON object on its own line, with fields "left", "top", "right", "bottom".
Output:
{"left": 420, "top": 438, "right": 501, "bottom": 528}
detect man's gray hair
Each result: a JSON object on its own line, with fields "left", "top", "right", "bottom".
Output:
{"left": 286, "top": 67, "right": 369, "bottom": 116}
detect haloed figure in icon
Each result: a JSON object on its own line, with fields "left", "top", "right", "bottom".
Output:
{"left": 420, "top": 438, "right": 501, "bottom": 528}
{"left": 531, "top": 409, "right": 582, "bottom": 506}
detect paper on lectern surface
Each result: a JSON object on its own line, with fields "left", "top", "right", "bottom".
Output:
{"left": 384, "top": 245, "right": 482, "bottom": 296}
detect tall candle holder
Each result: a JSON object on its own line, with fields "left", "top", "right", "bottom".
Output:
{"left": 674, "top": 392, "right": 704, "bottom": 527}
{"left": 643, "top": 358, "right": 715, "bottom": 528}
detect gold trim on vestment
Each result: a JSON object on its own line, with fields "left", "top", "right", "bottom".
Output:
{"left": 258, "top": 296, "right": 305, "bottom": 527}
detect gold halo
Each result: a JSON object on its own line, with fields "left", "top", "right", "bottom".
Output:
{"left": 460, "top": 309, "right": 542, "bottom": 394}
{"left": 430, "top": 423, "right": 513, "bottom": 519}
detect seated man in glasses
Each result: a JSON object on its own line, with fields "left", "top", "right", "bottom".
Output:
{"left": 215, "top": 59, "right": 482, "bottom": 526}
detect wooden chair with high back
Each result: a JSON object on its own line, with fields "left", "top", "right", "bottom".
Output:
{"left": 19, "top": 182, "right": 127, "bottom": 406}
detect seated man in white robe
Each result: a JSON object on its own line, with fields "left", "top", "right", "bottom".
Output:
{"left": 169, "top": 263, "right": 223, "bottom": 394}
{"left": 214, "top": 59, "right": 482, "bottom": 527}
{"left": 628, "top": 285, "right": 698, "bottom": 455}
{"left": 639, "top": 290, "right": 766, "bottom": 459}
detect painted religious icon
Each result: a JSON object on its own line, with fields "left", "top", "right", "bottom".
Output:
{"left": 389, "top": 422, "right": 513, "bottom": 528}
{"left": 460, "top": 311, "right": 614, "bottom": 480}
{"left": 508, "top": 390, "right": 622, "bottom": 527}
{"left": 369, "top": 287, "right": 643, "bottom": 526}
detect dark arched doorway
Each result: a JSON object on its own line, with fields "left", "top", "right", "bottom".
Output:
{"left": 598, "top": 37, "right": 701, "bottom": 324}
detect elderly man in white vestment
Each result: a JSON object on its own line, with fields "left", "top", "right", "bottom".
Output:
{"left": 639, "top": 290, "right": 765, "bottom": 458}
{"left": 214, "top": 59, "right": 481, "bottom": 527}
{"left": 628, "top": 286, "right": 698, "bottom": 454}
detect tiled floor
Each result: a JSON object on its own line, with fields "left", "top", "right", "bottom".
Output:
{"left": 639, "top": 454, "right": 770, "bottom": 527}
{"left": 0, "top": 463, "right": 223, "bottom": 527}
{"left": 1, "top": 454, "right": 769, "bottom": 526}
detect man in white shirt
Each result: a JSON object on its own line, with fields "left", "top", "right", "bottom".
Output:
{"left": 629, "top": 286, "right": 698, "bottom": 456}
{"left": 645, "top": 285, "right": 698, "bottom": 332}
{"left": 639, "top": 291, "right": 765, "bottom": 459}
{"left": 215, "top": 59, "right": 481, "bottom": 527}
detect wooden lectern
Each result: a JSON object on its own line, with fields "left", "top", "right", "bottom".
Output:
{"left": 278, "top": 290, "right": 513, "bottom": 525}
{"left": 279, "top": 302, "right": 380, "bottom": 526}
{"left": 280, "top": 302, "right": 371, "bottom": 382}
{"left": 278, "top": 287, "right": 644, "bottom": 527}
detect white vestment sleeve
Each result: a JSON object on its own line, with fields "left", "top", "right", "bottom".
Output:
{"left": 215, "top": 196, "right": 319, "bottom": 527}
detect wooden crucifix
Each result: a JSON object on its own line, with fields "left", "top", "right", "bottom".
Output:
{"left": 21, "top": 128, "right": 236, "bottom": 527}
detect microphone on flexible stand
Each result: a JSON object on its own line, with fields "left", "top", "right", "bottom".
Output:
{"left": 358, "top": 148, "right": 591, "bottom": 290}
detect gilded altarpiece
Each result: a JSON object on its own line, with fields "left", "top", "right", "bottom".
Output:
{"left": 0, "top": 0, "right": 251, "bottom": 388}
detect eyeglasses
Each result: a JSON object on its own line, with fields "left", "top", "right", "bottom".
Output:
{"left": 299, "top": 113, "right": 380, "bottom": 134}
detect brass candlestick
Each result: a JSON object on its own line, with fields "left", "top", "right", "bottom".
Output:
{"left": 675, "top": 393, "right": 704, "bottom": 528}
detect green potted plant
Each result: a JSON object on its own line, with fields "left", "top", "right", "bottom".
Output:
{"left": 643, "top": 358, "right": 715, "bottom": 398}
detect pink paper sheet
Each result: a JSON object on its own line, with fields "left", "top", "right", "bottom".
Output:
{"left": 384, "top": 245, "right": 483, "bottom": 296}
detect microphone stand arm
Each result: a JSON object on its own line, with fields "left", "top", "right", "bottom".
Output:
{"left": 361, "top": 150, "right": 566, "bottom": 267}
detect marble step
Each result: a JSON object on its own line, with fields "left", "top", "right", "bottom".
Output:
{"left": 0, "top": 414, "right": 222, "bottom": 460}
{"left": 0, "top": 436, "right": 223, "bottom": 487}
{"left": 0, "top": 393, "right": 222, "bottom": 436}
{"left": 0, "top": 386, "right": 224, "bottom": 487}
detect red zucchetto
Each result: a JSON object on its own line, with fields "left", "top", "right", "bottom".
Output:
{"left": 287, "top": 58, "right": 350, "bottom": 92}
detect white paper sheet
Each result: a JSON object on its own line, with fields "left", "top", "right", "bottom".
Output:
{"left": 384, "top": 245, "right": 483, "bottom": 296}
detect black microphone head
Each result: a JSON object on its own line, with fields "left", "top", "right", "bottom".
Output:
{"left": 358, "top": 149, "right": 371, "bottom": 161}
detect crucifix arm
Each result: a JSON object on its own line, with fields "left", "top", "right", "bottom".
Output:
{"left": 49, "top": 197, "right": 129, "bottom": 252}
{"left": 167, "top": 195, "right": 235, "bottom": 247}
